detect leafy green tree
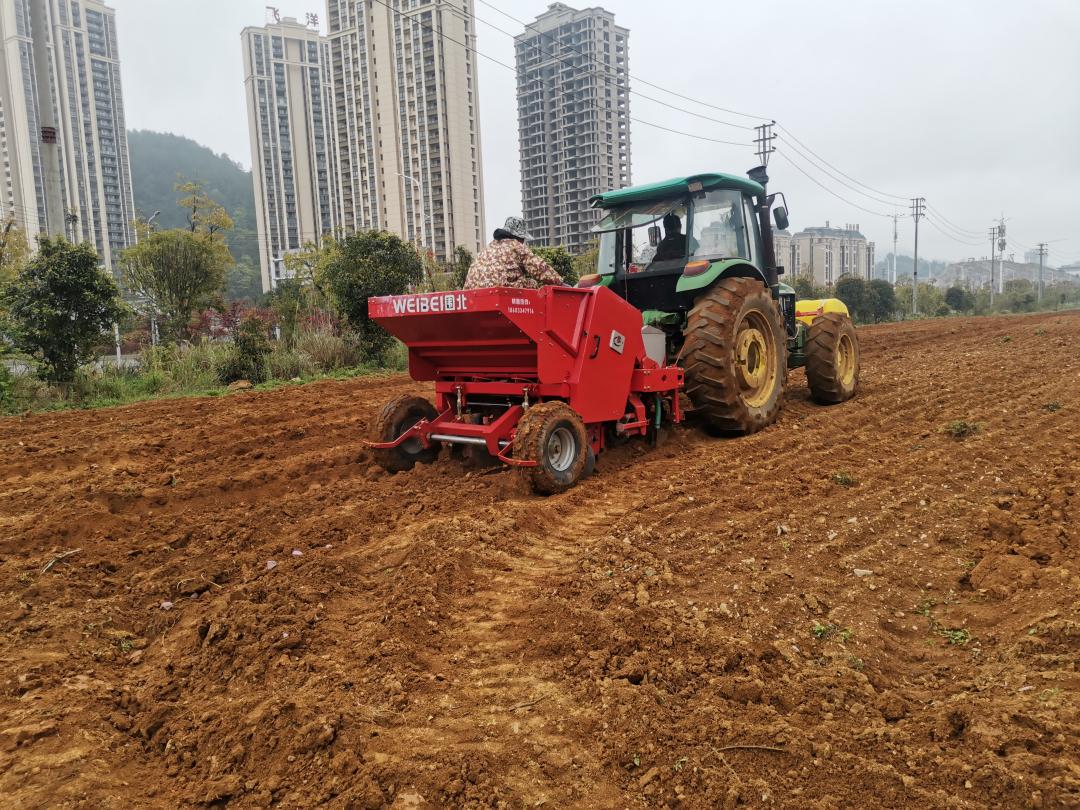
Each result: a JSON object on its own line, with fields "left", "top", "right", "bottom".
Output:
{"left": 572, "top": 243, "right": 600, "bottom": 281}
{"left": 269, "top": 277, "right": 304, "bottom": 350}
{"left": 793, "top": 274, "right": 817, "bottom": 299}
{"left": 451, "top": 245, "right": 473, "bottom": 289}
{"left": 834, "top": 275, "right": 870, "bottom": 322}
{"left": 532, "top": 245, "right": 577, "bottom": 285}
{"left": 226, "top": 256, "right": 263, "bottom": 303}
{"left": 121, "top": 229, "right": 230, "bottom": 341}
{"left": 0, "top": 218, "right": 31, "bottom": 287}
{"left": 918, "top": 283, "right": 946, "bottom": 317}
{"left": 944, "top": 286, "right": 973, "bottom": 313}
{"left": 318, "top": 230, "right": 423, "bottom": 362}
{"left": 867, "top": 279, "right": 896, "bottom": 322}
{"left": 176, "top": 177, "right": 235, "bottom": 239}
{"left": 1002, "top": 278, "right": 1036, "bottom": 312}
{"left": 2, "top": 237, "right": 126, "bottom": 383}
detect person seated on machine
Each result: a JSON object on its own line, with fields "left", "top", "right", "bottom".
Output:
{"left": 464, "top": 216, "right": 565, "bottom": 289}
{"left": 653, "top": 212, "right": 698, "bottom": 262}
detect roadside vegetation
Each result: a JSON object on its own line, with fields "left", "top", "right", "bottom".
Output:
{"left": 2, "top": 184, "right": 1077, "bottom": 416}
{"left": 795, "top": 273, "right": 1080, "bottom": 324}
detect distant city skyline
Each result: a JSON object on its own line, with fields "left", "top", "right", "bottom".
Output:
{"left": 73, "top": 0, "right": 1080, "bottom": 266}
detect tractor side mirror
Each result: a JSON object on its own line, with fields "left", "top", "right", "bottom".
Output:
{"left": 774, "top": 207, "right": 789, "bottom": 231}
{"left": 648, "top": 225, "right": 661, "bottom": 247}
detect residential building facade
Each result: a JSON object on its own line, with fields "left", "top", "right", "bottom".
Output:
{"left": 790, "top": 222, "right": 875, "bottom": 287}
{"left": 242, "top": 16, "right": 339, "bottom": 291}
{"left": 324, "top": 0, "right": 485, "bottom": 263}
{"left": 516, "top": 2, "right": 630, "bottom": 254}
{"left": 0, "top": 0, "right": 135, "bottom": 272}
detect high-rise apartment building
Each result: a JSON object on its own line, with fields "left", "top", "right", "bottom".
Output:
{"left": 791, "top": 222, "right": 876, "bottom": 286}
{"left": 324, "top": 0, "right": 485, "bottom": 262}
{"left": 242, "top": 15, "right": 340, "bottom": 291}
{"left": 0, "top": 0, "right": 135, "bottom": 271}
{"left": 516, "top": 3, "right": 630, "bottom": 254}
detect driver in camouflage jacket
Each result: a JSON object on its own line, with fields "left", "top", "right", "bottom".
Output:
{"left": 463, "top": 217, "right": 565, "bottom": 290}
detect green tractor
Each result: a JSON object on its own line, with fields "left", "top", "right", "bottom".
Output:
{"left": 579, "top": 167, "right": 860, "bottom": 434}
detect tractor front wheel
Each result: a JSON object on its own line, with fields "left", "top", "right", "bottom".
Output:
{"left": 513, "top": 401, "right": 589, "bottom": 495}
{"left": 372, "top": 394, "right": 440, "bottom": 472}
{"left": 806, "top": 313, "right": 860, "bottom": 404}
{"left": 682, "top": 277, "right": 786, "bottom": 434}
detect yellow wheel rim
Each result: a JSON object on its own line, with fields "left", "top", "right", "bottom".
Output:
{"left": 735, "top": 312, "right": 778, "bottom": 408}
{"left": 836, "top": 332, "right": 856, "bottom": 386}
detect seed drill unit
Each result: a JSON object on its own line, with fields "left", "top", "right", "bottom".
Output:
{"left": 370, "top": 168, "right": 859, "bottom": 493}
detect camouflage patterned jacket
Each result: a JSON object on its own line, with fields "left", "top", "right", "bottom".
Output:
{"left": 463, "top": 238, "right": 563, "bottom": 289}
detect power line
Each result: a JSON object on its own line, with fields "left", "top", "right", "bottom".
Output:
{"left": 923, "top": 216, "right": 983, "bottom": 246}
{"left": 775, "top": 124, "right": 908, "bottom": 201}
{"left": 464, "top": 3, "right": 754, "bottom": 131}
{"left": 777, "top": 133, "right": 906, "bottom": 208}
{"left": 924, "top": 203, "right": 983, "bottom": 237}
{"left": 773, "top": 151, "right": 894, "bottom": 218}
{"left": 473, "top": 0, "right": 772, "bottom": 124}
{"left": 368, "top": 0, "right": 751, "bottom": 148}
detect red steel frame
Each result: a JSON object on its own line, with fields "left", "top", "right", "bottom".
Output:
{"left": 368, "top": 285, "right": 684, "bottom": 467}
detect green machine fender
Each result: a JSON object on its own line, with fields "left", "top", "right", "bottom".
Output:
{"left": 674, "top": 258, "right": 767, "bottom": 295}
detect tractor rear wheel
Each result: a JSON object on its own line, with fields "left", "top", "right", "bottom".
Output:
{"left": 682, "top": 277, "right": 786, "bottom": 434}
{"left": 372, "top": 394, "right": 440, "bottom": 472}
{"left": 513, "top": 401, "right": 589, "bottom": 495}
{"left": 806, "top": 313, "right": 859, "bottom": 404}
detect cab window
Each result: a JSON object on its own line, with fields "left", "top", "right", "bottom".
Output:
{"left": 689, "top": 189, "right": 748, "bottom": 261}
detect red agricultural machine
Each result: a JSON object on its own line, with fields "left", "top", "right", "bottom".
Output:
{"left": 369, "top": 168, "right": 861, "bottom": 493}
{"left": 368, "top": 285, "right": 683, "bottom": 493}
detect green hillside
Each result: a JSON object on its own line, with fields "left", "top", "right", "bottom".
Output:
{"left": 127, "top": 130, "right": 262, "bottom": 301}
{"left": 127, "top": 129, "right": 259, "bottom": 266}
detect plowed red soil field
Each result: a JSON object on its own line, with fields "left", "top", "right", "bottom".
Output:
{"left": 2, "top": 312, "right": 1077, "bottom": 809}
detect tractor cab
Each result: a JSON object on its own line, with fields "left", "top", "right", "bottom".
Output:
{"left": 587, "top": 173, "right": 772, "bottom": 315}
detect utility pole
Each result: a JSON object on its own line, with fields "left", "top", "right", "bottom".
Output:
{"left": 1037, "top": 243, "right": 1048, "bottom": 304}
{"left": 988, "top": 226, "right": 997, "bottom": 307}
{"left": 754, "top": 120, "right": 776, "bottom": 167}
{"left": 891, "top": 213, "right": 899, "bottom": 284}
{"left": 997, "top": 217, "right": 1007, "bottom": 293}
{"left": 910, "top": 197, "right": 924, "bottom": 315}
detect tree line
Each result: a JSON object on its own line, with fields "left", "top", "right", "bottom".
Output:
{"left": 795, "top": 273, "right": 1080, "bottom": 324}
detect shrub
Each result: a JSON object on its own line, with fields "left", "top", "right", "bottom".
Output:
{"left": 319, "top": 230, "right": 424, "bottom": 363}
{"left": 269, "top": 348, "right": 317, "bottom": 380}
{"left": 218, "top": 315, "right": 271, "bottom": 384}
{"left": 295, "top": 330, "right": 363, "bottom": 373}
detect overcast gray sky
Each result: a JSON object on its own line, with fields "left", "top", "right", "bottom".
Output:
{"left": 109, "top": 0, "right": 1080, "bottom": 266}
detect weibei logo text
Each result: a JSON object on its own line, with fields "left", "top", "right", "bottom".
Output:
{"left": 390, "top": 292, "right": 468, "bottom": 315}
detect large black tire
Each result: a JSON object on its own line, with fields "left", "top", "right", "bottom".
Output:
{"left": 682, "top": 277, "right": 786, "bottom": 434}
{"left": 512, "top": 401, "right": 589, "bottom": 495}
{"left": 806, "top": 313, "right": 860, "bottom": 404}
{"left": 372, "top": 394, "right": 440, "bottom": 472}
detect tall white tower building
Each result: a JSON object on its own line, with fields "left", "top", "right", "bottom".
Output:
{"left": 242, "top": 15, "right": 340, "bottom": 291}
{"left": 0, "top": 0, "right": 135, "bottom": 271}
{"left": 516, "top": 3, "right": 630, "bottom": 254}
{"left": 324, "top": 0, "right": 485, "bottom": 262}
